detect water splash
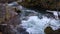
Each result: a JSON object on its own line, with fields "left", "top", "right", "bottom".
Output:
{"left": 21, "top": 16, "right": 60, "bottom": 34}
{"left": 46, "top": 10, "right": 59, "bottom": 19}
{"left": 19, "top": 7, "right": 60, "bottom": 34}
{"left": 8, "top": 2, "right": 60, "bottom": 34}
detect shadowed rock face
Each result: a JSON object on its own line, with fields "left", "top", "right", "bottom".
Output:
{"left": 18, "top": 0, "right": 60, "bottom": 11}
{"left": 0, "top": 0, "right": 17, "bottom": 3}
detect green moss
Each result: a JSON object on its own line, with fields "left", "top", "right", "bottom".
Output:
{"left": 45, "top": 27, "right": 60, "bottom": 34}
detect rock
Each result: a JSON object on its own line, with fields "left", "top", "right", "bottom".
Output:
{"left": 0, "top": 0, "right": 17, "bottom": 3}
{"left": 18, "top": 0, "right": 60, "bottom": 11}
{"left": 0, "top": 3, "right": 6, "bottom": 23}
{"left": 45, "top": 27, "right": 60, "bottom": 34}
{"left": 16, "top": 25, "right": 29, "bottom": 34}
{"left": 0, "top": 32, "right": 2, "bottom": 34}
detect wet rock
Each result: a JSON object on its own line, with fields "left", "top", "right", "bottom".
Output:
{"left": 17, "top": 26, "right": 29, "bottom": 34}
{"left": 45, "top": 27, "right": 60, "bottom": 34}
{"left": 21, "top": 31, "right": 29, "bottom": 34}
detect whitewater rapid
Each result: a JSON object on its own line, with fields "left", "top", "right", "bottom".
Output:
{"left": 8, "top": 2, "right": 60, "bottom": 34}
{"left": 21, "top": 15, "right": 60, "bottom": 34}
{"left": 18, "top": 4, "right": 60, "bottom": 34}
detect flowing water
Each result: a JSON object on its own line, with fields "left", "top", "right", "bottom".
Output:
{"left": 8, "top": 2, "right": 60, "bottom": 34}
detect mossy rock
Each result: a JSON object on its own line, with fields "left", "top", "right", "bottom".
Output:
{"left": 45, "top": 27, "right": 60, "bottom": 34}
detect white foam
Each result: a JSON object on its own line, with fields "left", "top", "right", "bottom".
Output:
{"left": 21, "top": 16, "right": 60, "bottom": 34}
